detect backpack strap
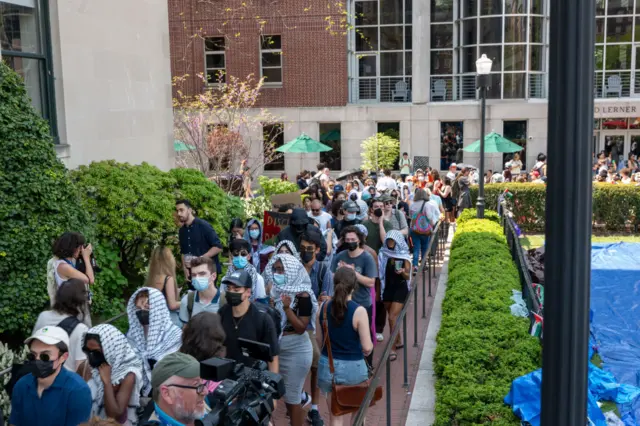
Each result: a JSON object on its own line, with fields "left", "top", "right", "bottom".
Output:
{"left": 57, "top": 316, "right": 81, "bottom": 337}
{"left": 187, "top": 291, "right": 195, "bottom": 320}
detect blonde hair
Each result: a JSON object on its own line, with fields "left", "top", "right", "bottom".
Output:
{"left": 514, "top": 153, "right": 520, "bottom": 161}
{"left": 146, "top": 246, "right": 178, "bottom": 299}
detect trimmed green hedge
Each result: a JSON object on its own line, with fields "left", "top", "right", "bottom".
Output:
{"left": 434, "top": 218, "right": 541, "bottom": 425}
{"left": 457, "top": 209, "right": 501, "bottom": 226}
{"left": 470, "top": 183, "right": 640, "bottom": 232}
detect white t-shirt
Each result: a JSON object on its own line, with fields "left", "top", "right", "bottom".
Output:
{"left": 33, "top": 310, "right": 88, "bottom": 371}
{"left": 446, "top": 171, "right": 457, "bottom": 181}
{"left": 508, "top": 160, "right": 523, "bottom": 174}
{"left": 308, "top": 211, "right": 332, "bottom": 232}
{"left": 376, "top": 176, "right": 397, "bottom": 192}
{"left": 409, "top": 199, "right": 441, "bottom": 225}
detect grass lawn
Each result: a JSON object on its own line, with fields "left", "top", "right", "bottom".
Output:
{"left": 520, "top": 234, "right": 640, "bottom": 250}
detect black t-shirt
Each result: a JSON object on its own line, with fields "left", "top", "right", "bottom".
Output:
{"left": 220, "top": 303, "right": 280, "bottom": 365}
{"left": 282, "top": 294, "right": 312, "bottom": 333}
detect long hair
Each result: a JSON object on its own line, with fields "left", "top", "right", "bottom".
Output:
{"left": 53, "top": 278, "right": 87, "bottom": 318}
{"left": 331, "top": 268, "right": 358, "bottom": 325}
{"left": 180, "top": 312, "right": 226, "bottom": 361}
{"left": 146, "top": 246, "right": 177, "bottom": 298}
{"left": 52, "top": 232, "right": 85, "bottom": 259}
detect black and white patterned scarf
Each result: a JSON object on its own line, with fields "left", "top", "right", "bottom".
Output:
{"left": 126, "top": 287, "right": 182, "bottom": 395}
{"left": 378, "top": 230, "right": 413, "bottom": 294}
{"left": 274, "top": 240, "right": 300, "bottom": 259}
{"left": 84, "top": 324, "right": 143, "bottom": 425}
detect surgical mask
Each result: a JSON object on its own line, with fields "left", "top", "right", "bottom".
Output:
{"left": 136, "top": 309, "right": 150, "bottom": 326}
{"left": 301, "top": 251, "right": 314, "bottom": 264}
{"left": 192, "top": 276, "right": 210, "bottom": 292}
{"left": 249, "top": 229, "right": 260, "bottom": 240}
{"left": 345, "top": 242, "right": 359, "bottom": 252}
{"left": 27, "top": 359, "right": 57, "bottom": 379}
{"left": 346, "top": 213, "right": 357, "bottom": 221}
{"left": 86, "top": 350, "right": 107, "bottom": 369}
{"left": 226, "top": 291, "right": 244, "bottom": 307}
{"left": 273, "top": 274, "right": 287, "bottom": 286}
{"left": 418, "top": 176, "right": 425, "bottom": 181}
{"left": 233, "top": 256, "right": 248, "bottom": 269}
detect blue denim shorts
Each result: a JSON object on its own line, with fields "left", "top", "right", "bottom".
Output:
{"left": 317, "top": 355, "right": 369, "bottom": 394}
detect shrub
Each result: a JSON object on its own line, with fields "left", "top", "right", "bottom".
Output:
{"left": 256, "top": 175, "right": 298, "bottom": 198}
{"left": 457, "top": 209, "right": 501, "bottom": 226}
{"left": 434, "top": 218, "right": 541, "bottom": 425}
{"left": 470, "top": 183, "right": 640, "bottom": 232}
{"left": 0, "top": 62, "right": 93, "bottom": 339}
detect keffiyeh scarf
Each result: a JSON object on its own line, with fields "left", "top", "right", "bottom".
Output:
{"left": 275, "top": 240, "right": 300, "bottom": 259}
{"left": 126, "top": 287, "right": 182, "bottom": 396}
{"left": 264, "top": 253, "right": 318, "bottom": 335}
{"left": 84, "top": 324, "right": 143, "bottom": 425}
{"left": 378, "top": 230, "right": 412, "bottom": 294}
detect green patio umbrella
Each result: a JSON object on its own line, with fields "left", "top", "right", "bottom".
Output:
{"left": 174, "top": 140, "right": 196, "bottom": 152}
{"left": 276, "top": 133, "right": 333, "bottom": 153}
{"left": 463, "top": 132, "right": 524, "bottom": 153}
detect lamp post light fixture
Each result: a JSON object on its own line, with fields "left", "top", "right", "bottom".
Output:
{"left": 475, "top": 53, "right": 492, "bottom": 219}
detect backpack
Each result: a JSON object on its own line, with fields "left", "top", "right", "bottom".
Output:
{"left": 411, "top": 201, "right": 433, "bottom": 236}
{"left": 57, "top": 316, "right": 81, "bottom": 337}
{"left": 186, "top": 290, "right": 196, "bottom": 320}
{"left": 253, "top": 302, "right": 283, "bottom": 338}
{"left": 451, "top": 177, "right": 461, "bottom": 199}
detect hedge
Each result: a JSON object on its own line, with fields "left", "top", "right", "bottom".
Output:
{"left": 457, "top": 209, "right": 501, "bottom": 226}
{"left": 434, "top": 217, "right": 541, "bottom": 425}
{"left": 470, "top": 183, "right": 640, "bottom": 232}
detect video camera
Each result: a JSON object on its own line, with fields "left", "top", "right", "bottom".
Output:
{"left": 195, "top": 338, "right": 285, "bottom": 426}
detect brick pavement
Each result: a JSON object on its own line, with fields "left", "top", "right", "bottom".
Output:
{"left": 270, "top": 259, "right": 445, "bottom": 426}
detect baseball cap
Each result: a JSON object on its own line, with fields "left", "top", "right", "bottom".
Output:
{"left": 25, "top": 326, "right": 70, "bottom": 347}
{"left": 450, "top": 163, "right": 457, "bottom": 168}
{"left": 343, "top": 200, "right": 359, "bottom": 213}
{"left": 222, "top": 269, "right": 253, "bottom": 288}
{"left": 333, "top": 184, "right": 344, "bottom": 192}
{"left": 152, "top": 352, "right": 201, "bottom": 398}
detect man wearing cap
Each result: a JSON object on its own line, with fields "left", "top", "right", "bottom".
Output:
{"left": 446, "top": 163, "right": 458, "bottom": 181}
{"left": 10, "top": 326, "right": 91, "bottom": 426}
{"left": 334, "top": 200, "right": 361, "bottom": 238}
{"left": 147, "top": 352, "right": 207, "bottom": 425}
{"left": 277, "top": 208, "right": 327, "bottom": 261}
{"left": 218, "top": 270, "right": 280, "bottom": 374}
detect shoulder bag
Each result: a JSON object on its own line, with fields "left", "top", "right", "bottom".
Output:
{"left": 411, "top": 200, "right": 433, "bottom": 236}
{"left": 322, "top": 302, "right": 383, "bottom": 416}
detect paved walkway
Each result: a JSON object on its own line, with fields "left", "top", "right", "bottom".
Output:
{"left": 271, "top": 230, "right": 451, "bottom": 426}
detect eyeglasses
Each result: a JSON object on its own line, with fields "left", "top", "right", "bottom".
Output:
{"left": 166, "top": 383, "right": 207, "bottom": 394}
{"left": 27, "top": 352, "right": 56, "bottom": 362}
{"left": 231, "top": 250, "right": 249, "bottom": 257}
{"left": 312, "top": 209, "right": 321, "bottom": 213}
{"left": 384, "top": 201, "right": 394, "bottom": 206}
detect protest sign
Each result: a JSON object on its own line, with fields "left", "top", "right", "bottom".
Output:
{"left": 262, "top": 211, "right": 291, "bottom": 243}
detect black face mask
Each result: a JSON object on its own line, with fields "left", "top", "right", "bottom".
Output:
{"left": 226, "top": 291, "right": 244, "bottom": 307}
{"left": 293, "top": 224, "right": 306, "bottom": 234}
{"left": 301, "top": 251, "right": 314, "bottom": 264}
{"left": 86, "top": 350, "right": 107, "bottom": 369}
{"left": 27, "top": 359, "right": 57, "bottom": 379}
{"left": 374, "top": 208, "right": 383, "bottom": 218}
{"left": 136, "top": 309, "right": 150, "bottom": 326}
{"left": 345, "top": 242, "right": 359, "bottom": 252}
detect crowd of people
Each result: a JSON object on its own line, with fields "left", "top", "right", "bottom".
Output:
{"left": 9, "top": 159, "right": 490, "bottom": 426}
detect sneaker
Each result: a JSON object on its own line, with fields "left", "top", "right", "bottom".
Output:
{"left": 412, "top": 265, "right": 418, "bottom": 276}
{"left": 307, "top": 409, "right": 324, "bottom": 426}
{"left": 300, "top": 391, "right": 312, "bottom": 409}
{"left": 376, "top": 333, "right": 384, "bottom": 342}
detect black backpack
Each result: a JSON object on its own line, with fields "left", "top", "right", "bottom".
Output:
{"left": 57, "top": 316, "right": 81, "bottom": 337}
{"left": 253, "top": 302, "right": 283, "bottom": 338}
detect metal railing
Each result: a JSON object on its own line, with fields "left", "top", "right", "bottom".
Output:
{"left": 499, "top": 203, "right": 543, "bottom": 327}
{"left": 349, "top": 76, "right": 413, "bottom": 103}
{"left": 430, "top": 73, "right": 547, "bottom": 102}
{"left": 353, "top": 220, "right": 448, "bottom": 426}
{"left": 593, "top": 72, "right": 640, "bottom": 98}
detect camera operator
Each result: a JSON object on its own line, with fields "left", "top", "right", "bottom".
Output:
{"left": 218, "top": 270, "right": 279, "bottom": 374}
{"left": 146, "top": 352, "right": 207, "bottom": 426}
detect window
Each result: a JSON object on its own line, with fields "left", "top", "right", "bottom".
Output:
{"left": 260, "top": 35, "right": 282, "bottom": 85}
{"left": 440, "top": 122, "right": 463, "bottom": 171}
{"left": 263, "top": 123, "right": 285, "bottom": 171}
{"left": 204, "top": 37, "right": 225, "bottom": 84}
{"left": 1, "top": 0, "right": 57, "bottom": 141}
{"left": 430, "top": 0, "right": 454, "bottom": 100}
{"left": 377, "top": 122, "right": 400, "bottom": 169}
{"left": 319, "top": 123, "right": 342, "bottom": 171}
{"left": 503, "top": 120, "right": 527, "bottom": 172}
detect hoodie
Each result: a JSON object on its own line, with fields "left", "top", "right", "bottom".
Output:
{"left": 276, "top": 208, "right": 327, "bottom": 261}
{"left": 243, "top": 219, "right": 273, "bottom": 273}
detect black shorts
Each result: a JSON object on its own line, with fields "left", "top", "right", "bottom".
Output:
{"left": 383, "top": 282, "right": 409, "bottom": 303}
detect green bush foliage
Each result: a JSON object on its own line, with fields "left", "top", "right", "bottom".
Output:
{"left": 0, "top": 62, "right": 93, "bottom": 338}
{"left": 434, "top": 218, "right": 541, "bottom": 425}
{"left": 470, "top": 183, "right": 640, "bottom": 232}
{"left": 257, "top": 175, "right": 298, "bottom": 198}
{"left": 457, "top": 209, "right": 501, "bottom": 226}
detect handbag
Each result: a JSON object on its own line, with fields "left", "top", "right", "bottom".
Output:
{"left": 322, "top": 301, "right": 383, "bottom": 416}
{"left": 411, "top": 200, "right": 433, "bottom": 236}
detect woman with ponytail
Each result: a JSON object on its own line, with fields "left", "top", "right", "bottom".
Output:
{"left": 318, "top": 268, "right": 373, "bottom": 426}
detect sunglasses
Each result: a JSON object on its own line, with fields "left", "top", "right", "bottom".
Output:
{"left": 166, "top": 383, "right": 207, "bottom": 394}
{"left": 312, "top": 209, "right": 321, "bottom": 213}
{"left": 231, "top": 250, "right": 249, "bottom": 257}
{"left": 27, "top": 352, "right": 57, "bottom": 362}
{"left": 384, "top": 201, "right": 394, "bottom": 205}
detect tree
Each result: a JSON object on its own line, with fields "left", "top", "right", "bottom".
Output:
{"left": 361, "top": 132, "right": 400, "bottom": 171}
{"left": 0, "top": 62, "right": 93, "bottom": 339}
{"left": 173, "top": 73, "right": 284, "bottom": 194}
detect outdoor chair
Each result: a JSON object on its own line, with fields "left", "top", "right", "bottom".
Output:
{"left": 431, "top": 79, "right": 447, "bottom": 101}
{"left": 604, "top": 75, "right": 622, "bottom": 97}
{"left": 392, "top": 80, "right": 409, "bottom": 102}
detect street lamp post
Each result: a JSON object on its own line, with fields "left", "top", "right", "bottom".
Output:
{"left": 475, "top": 54, "right": 492, "bottom": 219}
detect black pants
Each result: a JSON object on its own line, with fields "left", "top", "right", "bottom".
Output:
{"left": 365, "top": 304, "right": 374, "bottom": 366}
{"left": 375, "top": 300, "right": 386, "bottom": 333}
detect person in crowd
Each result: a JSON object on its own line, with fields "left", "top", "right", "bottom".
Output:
{"left": 532, "top": 153, "right": 547, "bottom": 177}
{"left": 326, "top": 185, "right": 346, "bottom": 213}
{"left": 146, "top": 246, "right": 181, "bottom": 327}
{"left": 330, "top": 199, "right": 345, "bottom": 229}
{"left": 409, "top": 189, "right": 441, "bottom": 275}
{"left": 391, "top": 188, "right": 410, "bottom": 221}
{"left": 10, "top": 326, "right": 92, "bottom": 426}
{"left": 297, "top": 170, "right": 310, "bottom": 190}
{"left": 506, "top": 153, "right": 523, "bottom": 176}
{"left": 503, "top": 169, "right": 513, "bottom": 183}
{"left": 277, "top": 208, "right": 327, "bottom": 260}
{"left": 264, "top": 254, "right": 317, "bottom": 426}
{"left": 308, "top": 198, "right": 333, "bottom": 232}
{"left": 355, "top": 197, "right": 370, "bottom": 222}
{"left": 516, "top": 174, "right": 528, "bottom": 183}
{"left": 427, "top": 187, "right": 445, "bottom": 215}
{"left": 363, "top": 198, "right": 393, "bottom": 251}
{"left": 47, "top": 231, "right": 94, "bottom": 325}
{"left": 446, "top": 163, "right": 458, "bottom": 181}
{"left": 627, "top": 153, "right": 638, "bottom": 173}
{"left": 275, "top": 239, "right": 300, "bottom": 258}
{"left": 223, "top": 239, "right": 267, "bottom": 303}
{"left": 399, "top": 152, "right": 412, "bottom": 181}
{"left": 484, "top": 169, "right": 493, "bottom": 184}
{"left": 311, "top": 184, "right": 331, "bottom": 206}
{"left": 331, "top": 226, "right": 377, "bottom": 364}
{"left": 621, "top": 168, "right": 632, "bottom": 184}
{"left": 281, "top": 172, "right": 289, "bottom": 181}
{"left": 382, "top": 193, "right": 408, "bottom": 236}
{"left": 228, "top": 218, "right": 245, "bottom": 247}
{"left": 376, "top": 169, "right": 397, "bottom": 192}
{"left": 530, "top": 170, "right": 544, "bottom": 184}
{"left": 318, "top": 268, "right": 373, "bottom": 426}
{"left": 83, "top": 324, "right": 143, "bottom": 425}
{"left": 414, "top": 169, "right": 427, "bottom": 189}
{"left": 243, "top": 218, "right": 274, "bottom": 273}
{"left": 334, "top": 201, "right": 361, "bottom": 240}
{"left": 179, "top": 257, "right": 220, "bottom": 325}
{"left": 218, "top": 270, "right": 280, "bottom": 372}
{"left": 126, "top": 288, "right": 182, "bottom": 396}
{"left": 34, "top": 278, "right": 89, "bottom": 373}
{"left": 377, "top": 231, "right": 412, "bottom": 361}
{"left": 491, "top": 171, "right": 505, "bottom": 183}
{"left": 278, "top": 203, "right": 296, "bottom": 215}
{"left": 303, "top": 196, "right": 313, "bottom": 213}
{"left": 441, "top": 177, "right": 455, "bottom": 224}
{"left": 431, "top": 170, "right": 442, "bottom": 194}
{"left": 176, "top": 199, "right": 223, "bottom": 282}
{"left": 455, "top": 168, "right": 472, "bottom": 215}
{"left": 148, "top": 352, "right": 207, "bottom": 425}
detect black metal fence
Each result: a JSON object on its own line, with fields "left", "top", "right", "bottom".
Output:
{"left": 353, "top": 221, "right": 448, "bottom": 426}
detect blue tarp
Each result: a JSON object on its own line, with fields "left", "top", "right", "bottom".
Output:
{"left": 504, "top": 242, "right": 640, "bottom": 426}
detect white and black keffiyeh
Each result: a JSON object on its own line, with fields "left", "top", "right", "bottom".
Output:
{"left": 224, "top": 263, "right": 261, "bottom": 301}
{"left": 126, "top": 287, "right": 182, "bottom": 396}
{"left": 274, "top": 240, "right": 300, "bottom": 259}
{"left": 378, "top": 230, "right": 413, "bottom": 294}
{"left": 264, "top": 253, "right": 318, "bottom": 335}
{"left": 84, "top": 323, "right": 143, "bottom": 425}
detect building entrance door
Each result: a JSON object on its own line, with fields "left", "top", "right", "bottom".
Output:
{"left": 599, "top": 131, "right": 640, "bottom": 168}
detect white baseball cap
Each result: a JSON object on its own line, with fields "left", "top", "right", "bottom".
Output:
{"left": 25, "top": 326, "right": 70, "bottom": 347}
{"left": 450, "top": 163, "right": 457, "bottom": 168}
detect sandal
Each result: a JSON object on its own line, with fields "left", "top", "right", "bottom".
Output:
{"left": 389, "top": 352, "right": 398, "bottom": 362}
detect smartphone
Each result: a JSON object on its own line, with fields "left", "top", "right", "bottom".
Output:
{"left": 395, "top": 260, "right": 404, "bottom": 271}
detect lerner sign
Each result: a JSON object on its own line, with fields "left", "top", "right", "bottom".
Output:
{"left": 594, "top": 102, "right": 640, "bottom": 118}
